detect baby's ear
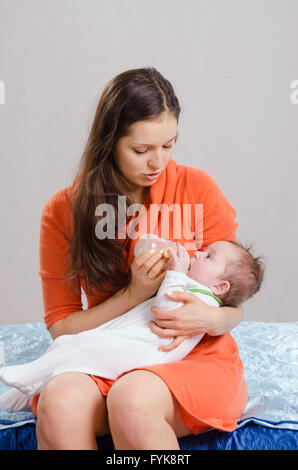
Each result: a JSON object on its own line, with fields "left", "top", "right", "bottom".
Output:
{"left": 211, "top": 280, "right": 230, "bottom": 296}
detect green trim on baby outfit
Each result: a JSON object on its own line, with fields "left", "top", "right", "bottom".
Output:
{"left": 184, "top": 288, "right": 224, "bottom": 306}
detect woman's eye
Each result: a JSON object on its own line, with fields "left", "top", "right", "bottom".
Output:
{"left": 134, "top": 144, "right": 173, "bottom": 155}
{"left": 206, "top": 253, "right": 211, "bottom": 259}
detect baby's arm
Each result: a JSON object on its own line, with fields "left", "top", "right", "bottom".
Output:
{"left": 154, "top": 270, "right": 190, "bottom": 310}
{"left": 155, "top": 243, "right": 191, "bottom": 310}
{"left": 153, "top": 245, "right": 206, "bottom": 352}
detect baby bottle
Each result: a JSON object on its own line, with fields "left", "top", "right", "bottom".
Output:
{"left": 134, "top": 233, "right": 178, "bottom": 258}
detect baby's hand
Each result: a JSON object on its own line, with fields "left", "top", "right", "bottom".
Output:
{"left": 168, "top": 243, "right": 190, "bottom": 274}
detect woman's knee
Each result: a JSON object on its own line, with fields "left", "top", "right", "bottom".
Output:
{"left": 39, "top": 373, "right": 86, "bottom": 409}
{"left": 107, "top": 371, "right": 171, "bottom": 426}
{"left": 107, "top": 371, "right": 154, "bottom": 417}
{"left": 36, "top": 373, "right": 109, "bottom": 445}
{"left": 106, "top": 370, "right": 190, "bottom": 440}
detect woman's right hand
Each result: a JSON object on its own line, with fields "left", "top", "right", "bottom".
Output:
{"left": 128, "top": 249, "right": 171, "bottom": 302}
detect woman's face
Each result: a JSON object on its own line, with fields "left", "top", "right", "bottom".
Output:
{"left": 113, "top": 112, "right": 178, "bottom": 195}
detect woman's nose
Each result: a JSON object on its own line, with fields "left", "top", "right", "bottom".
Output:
{"left": 148, "top": 149, "right": 163, "bottom": 170}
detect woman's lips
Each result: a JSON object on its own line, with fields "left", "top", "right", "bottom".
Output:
{"left": 144, "top": 172, "right": 161, "bottom": 180}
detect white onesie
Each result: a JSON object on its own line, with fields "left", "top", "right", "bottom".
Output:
{"left": 0, "top": 270, "right": 221, "bottom": 411}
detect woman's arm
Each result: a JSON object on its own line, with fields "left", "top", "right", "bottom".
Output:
{"left": 207, "top": 303, "right": 243, "bottom": 336}
{"left": 49, "top": 286, "right": 141, "bottom": 339}
{"left": 150, "top": 290, "right": 243, "bottom": 351}
{"left": 49, "top": 249, "right": 169, "bottom": 340}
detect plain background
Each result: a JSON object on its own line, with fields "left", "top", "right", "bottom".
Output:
{"left": 0, "top": 0, "right": 297, "bottom": 324}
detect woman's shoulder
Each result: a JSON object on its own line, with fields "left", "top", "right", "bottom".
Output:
{"left": 41, "top": 185, "right": 73, "bottom": 238}
{"left": 174, "top": 162, "right": 222, "bottom": 196}
{"left": 43, "top": 185, "right": 72, "bottom": 210}
{"left": 173, "top": 161, "right": 237, "bottom": 243}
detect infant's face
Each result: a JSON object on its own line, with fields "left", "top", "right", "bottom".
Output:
{"left": 188, "top": 241, "right": 237, "bottom": 286}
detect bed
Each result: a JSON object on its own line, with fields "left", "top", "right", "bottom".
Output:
{"left": 0, "top": 321, "right": 297, "bottom": 450}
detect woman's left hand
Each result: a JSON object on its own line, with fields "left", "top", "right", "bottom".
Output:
{"left": 150, "top": 290, "right": 221, "bottom": 352}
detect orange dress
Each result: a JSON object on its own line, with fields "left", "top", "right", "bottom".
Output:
{"left": 32, "top": 159, "right": 247, "bottom": 434}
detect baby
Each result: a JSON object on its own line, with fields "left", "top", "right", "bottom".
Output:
{"left": 185, "top": 240, "right": 264, "bottom": 308}
{"left": 0, "top": 240, "right": 264, "bottom": 411}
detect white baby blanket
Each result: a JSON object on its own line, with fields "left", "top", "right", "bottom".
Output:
{"left": 0, "top": 271, "right": 219, "bottom": 410}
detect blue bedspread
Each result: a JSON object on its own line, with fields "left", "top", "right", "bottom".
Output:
{"left": 0, "top": 321, "right": 297, "bottom": 450}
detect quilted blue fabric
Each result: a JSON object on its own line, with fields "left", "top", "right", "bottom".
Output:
{"left": 0, "top": 421, "right": 297, "bottom": 450}
{"left": 0, "top": 321, "right": 297, "bottom": 450}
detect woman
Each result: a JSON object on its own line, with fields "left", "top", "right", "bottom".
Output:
{"left": 34, "top": 67, "right": 247, "bottom": 450}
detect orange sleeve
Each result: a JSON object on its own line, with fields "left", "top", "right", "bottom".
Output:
{"left": 190, "top": 169, "right": 238, "bottom": 248}
{"left": 39, "top": 189, "right": 82, "bottom": 330}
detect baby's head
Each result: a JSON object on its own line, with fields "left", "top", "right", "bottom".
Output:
{"left": 188, "top": 241, "right": 264, "bottom": 307}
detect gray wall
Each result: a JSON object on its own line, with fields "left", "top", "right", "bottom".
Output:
{"left": 0, "top": 0, "right": 297, "bottom": 324}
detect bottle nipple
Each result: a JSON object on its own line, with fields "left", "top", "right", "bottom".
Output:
{"left": 161, "top": 246, "right": 176, "bottom": 258}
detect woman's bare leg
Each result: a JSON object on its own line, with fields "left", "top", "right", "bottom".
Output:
{"left": 106, "top": 370, "right": 191, "bottom": 450}
{"left": 36, "top": 372, "right": 109, "bottom": 450}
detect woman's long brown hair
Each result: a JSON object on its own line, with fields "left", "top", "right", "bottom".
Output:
{"left": 65, "top": 67, "right": 181, "bottom": 297}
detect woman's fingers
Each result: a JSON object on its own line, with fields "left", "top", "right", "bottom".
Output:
{"left": 151, "top": 320, "right": 204, "bottom": 339}
{"left": 158, "top": 335, "right": 188, "bottom": 352}
{"left": 165, "top": 290, "right": 201, "bottom": 304}
{"left": 151, "top": 290, "right": 210, "bottom": 334}
{"left": 133, "top": 249, "right": 162, "bottom": 270}
{"left": 134, "top": 249, "right": 170, "bottom": 278}
{"left": 150, "top": 321, "right": 179, "bottom": 338}
{"left": 152, "top": 318, "right": 178, "bottom": 329}
{"left": 151, "top": 294, "right": 188, "bottom": 320}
